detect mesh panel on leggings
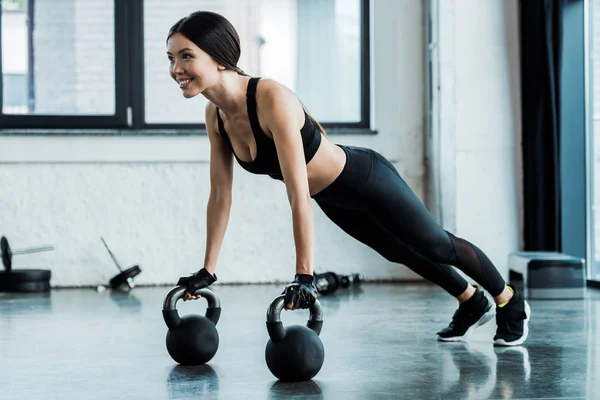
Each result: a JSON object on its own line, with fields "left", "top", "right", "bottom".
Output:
{"left": 448, "top": 232, "right": 506, "bottom": 297}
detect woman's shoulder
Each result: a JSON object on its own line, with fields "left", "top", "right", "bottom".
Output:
{"left": 255, "top": 78, "right": 299, "bottom": 108}
{"left": 205, "top": 101, "right": 218, "bottom": 114}
{"left": 204, "top": 102, "right": 220, "bottom": 134}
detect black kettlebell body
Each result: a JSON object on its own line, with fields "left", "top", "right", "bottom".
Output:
{"left": 266, "top": 325, "right": 324, "bottom": 381}
{"left": 265, "top": 296, "right": 324, "bottom": 381}
{"left": 163, "top": 287, "right": 221, "bottom": 366}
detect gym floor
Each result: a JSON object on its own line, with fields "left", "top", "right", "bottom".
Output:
{"left": 1, "top": 283, "right": 598, "bottom": 400}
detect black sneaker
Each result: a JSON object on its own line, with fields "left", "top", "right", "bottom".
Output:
{"left": 437, "top": 288, "right": 496, "bottom": 342}
{"left": 494, "top": 285, "right": 531, "bottom": 346}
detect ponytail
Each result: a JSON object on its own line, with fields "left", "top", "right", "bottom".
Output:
{"left": 301, "top": 105, "right": 327, "bottom": 136}
{"left": 232, "top": 66, "right": 249, "bottom": 76}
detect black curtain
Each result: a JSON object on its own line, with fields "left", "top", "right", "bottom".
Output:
{"left": 519, "top": 0, "right": 564, "bottom": 252}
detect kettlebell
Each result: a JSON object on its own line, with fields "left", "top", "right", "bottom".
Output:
{"left": 162, "top": 286, "right": 221, "bottom": 365}
{"left": 265, "top": 295, "right": 325, "bottom": 381}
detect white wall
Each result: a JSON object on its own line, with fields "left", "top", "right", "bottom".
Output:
{"left": 430, "top": 0, "right": 522, "bottom": 280}
{"left": 0, "top": 0, "right": 427, "bottom": 287}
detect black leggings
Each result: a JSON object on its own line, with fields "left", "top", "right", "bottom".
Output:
{"left": 312, "top": 145, "right": 506, "bottom": 298}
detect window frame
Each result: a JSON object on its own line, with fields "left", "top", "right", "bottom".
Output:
{"left": 566, "top": 0, "right": 600, "bottom": 286}
{"left": 586, "top": 0, "right": 600, "bottom": 285}
{"left": 0, "top": 0, "right": 372, "bottom": 134}
{"left": 0, "top": 0, "right": 130, "bottom": 129}
{"left": 562, "top": 0, "right": 587, "bottom": 268}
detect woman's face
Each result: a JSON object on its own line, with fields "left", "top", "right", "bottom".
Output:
{"left": 166, "top": 33, "right": 222, "bottom": 98}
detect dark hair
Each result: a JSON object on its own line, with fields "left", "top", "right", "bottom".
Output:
{"left": 168, "top": 11, "right": 326, "bottom": 136}
{"left": 167, "top": 11, "right": 248, "bottom": 76}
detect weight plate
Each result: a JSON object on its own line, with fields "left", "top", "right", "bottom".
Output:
{"left": 1, "top": 236, "right": 11, "bottom": 271}
{"left": 0, "top": 269, "right": 51, "bottom": 281}
{"left": 1, "top": 281, "right": 50, "bottom": 293}
{"left": 109, "top": 265, "right": 142, "bottom": 288}
{"left": 0, "top": 269, "right": 51, "bottom": 293}
{"left": 123, "top": 265, "right": 142, "bottom": 279}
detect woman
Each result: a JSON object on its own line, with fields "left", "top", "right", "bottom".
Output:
{"left": 170, "top": 11, "right": 530, "bottom": 346}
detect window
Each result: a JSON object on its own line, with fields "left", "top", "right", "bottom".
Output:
{"left": 0, "top": 0, "right": 126, "bottom": 129}
{"left": 0, "top": 0, "right": 370, "bottom": 132}
{"left": 2, "top": 0, "right": 28, "bottom": 114}
{"left": 2, "top": 0, "right": 115, "bottom": 116}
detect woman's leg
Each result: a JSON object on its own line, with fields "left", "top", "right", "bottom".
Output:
{"left": 316, "top": 201, "right": 496, "bottom": 341}
{"left": 360, "top": 149, "right": 508, "bottom": 299}
{"left": 355, "top": 148, "right": 529, "bottom": 345}
{"left": 317, "top": 202, "right": 469, "bottom": 297}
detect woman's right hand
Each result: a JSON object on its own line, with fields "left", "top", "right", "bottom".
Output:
{"left": 282, "top": 274, "right": 318, "bottom": 310}
{"left": 177, "top": 268, "right": 217, "bottom": 301}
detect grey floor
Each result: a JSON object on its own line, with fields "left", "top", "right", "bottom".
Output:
{"left": 1, "top": 283, "right": 599, "bottom": 400}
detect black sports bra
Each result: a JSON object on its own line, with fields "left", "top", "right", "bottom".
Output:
{"left": 216, "top": 77, "right": 321, "bottom": 181}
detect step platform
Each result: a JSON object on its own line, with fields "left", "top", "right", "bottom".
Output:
{"left": 508, "top": 251, "right": 586, "bottom": 299}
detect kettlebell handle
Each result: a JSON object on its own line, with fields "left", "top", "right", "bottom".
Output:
{"left": 266, "top": 295, "right": 323, "bottom": 342}
{"left": 162, "top": 286, "right": 221, "bottom": 330}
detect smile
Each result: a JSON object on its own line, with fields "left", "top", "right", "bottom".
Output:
{"left": 177, "top": 78, "right": 194, "bottom": 89}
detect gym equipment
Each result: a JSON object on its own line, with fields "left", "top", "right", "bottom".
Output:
{"left": 314, "top": 271, "right": 364, "bottom": 295}
{"left": 340, "top": 273, "right": 363, "bottom": 288}
{"left": 163, "top": 286, "right": 222, "bottom": 365}
{"left": 0, "top": 236, "right": 54, "bottom": 293}
{"left": 101, "top": 237, "right": 142, "bottom": 292}
{"left": 314, "top": 271, "right": 340, "bottom": 295}
{"left": 265, "top": 295, "right": 325, "bottom": 381}
{"left": 508, "top": 251, "right": 586, "bottom": 299}
{"left": 1, "top": 236, "right": 54, "bottom": 270}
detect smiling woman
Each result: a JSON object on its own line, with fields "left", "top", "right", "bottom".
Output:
{"left": 166, "top": 11, "right": 248, "bottom": 98}
{"left": 168, "top": 9, "right": 531, "bottom": 347}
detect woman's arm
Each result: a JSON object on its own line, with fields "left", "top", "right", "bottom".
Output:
{"left": 261, "top": 83, "right": 314, "bottom": 276}
{"left": 203, "top": 102, "right": 234, "bottom": 276}
{"left": 179, "top": 103, "right": 234, "bottom": 301}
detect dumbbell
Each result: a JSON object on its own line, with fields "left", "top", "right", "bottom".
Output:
{"left": 314, "top": 271, "right": 364, "bottom": 294}
{"left": 0, "top": 236, "right": 54, "bottom": 293}
{"left": 314, "top": 271, "right": 340, "bottom": 295}
{"left": 99, "top": 237, "right": 142, "bottom": 292}
{"left": 340, "top": 273, "right": 363, "bottom": 288}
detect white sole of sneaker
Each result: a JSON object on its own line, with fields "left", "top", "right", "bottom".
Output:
{"left": 436, "top": 304, "right": 496, "bottom": 342}
{"left": 493, "top": 301, "right": 531, "bottom": 346}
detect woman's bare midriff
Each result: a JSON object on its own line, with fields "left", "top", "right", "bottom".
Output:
{"left": 305, "top": 138, "right": 347, "bottom": 196}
